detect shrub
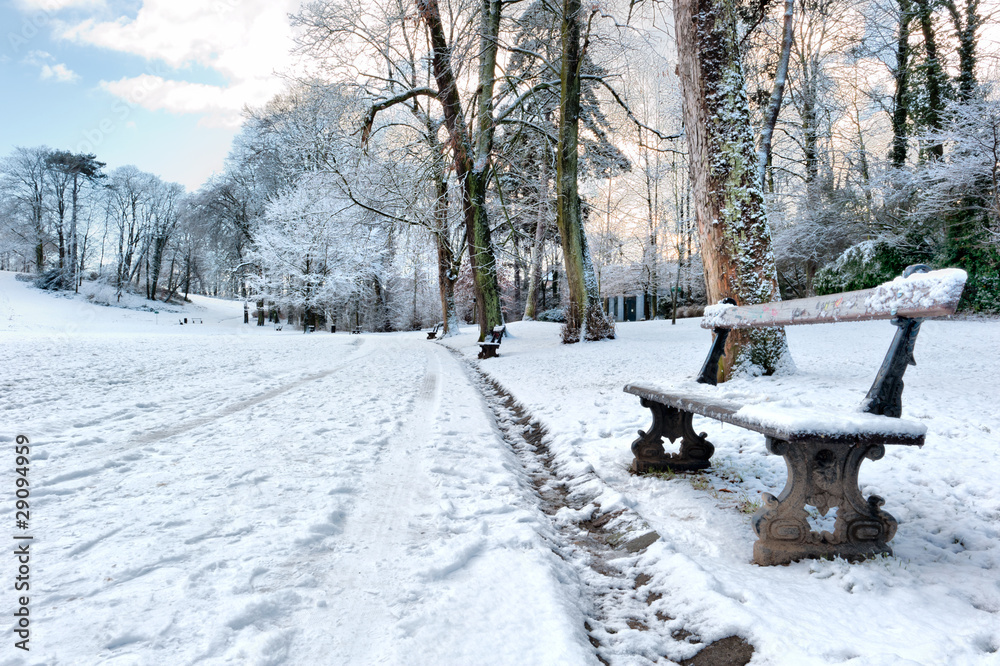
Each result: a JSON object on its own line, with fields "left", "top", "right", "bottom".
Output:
{"left": 814, "top": 240, "right": 911, "bottom": 295}
{"left": 537, "top": 308, "right": 566, "bottom": 323}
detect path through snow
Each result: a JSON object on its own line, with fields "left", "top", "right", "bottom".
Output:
{"left": 1, "top": 273, "right": 597, "bottom": 664}
{"left": 4, "top": 271, "right": 1000, "bottom": 665}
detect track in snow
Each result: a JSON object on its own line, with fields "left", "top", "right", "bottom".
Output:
{"left": 459, "top": 353, "right": 755, "bottom": 666}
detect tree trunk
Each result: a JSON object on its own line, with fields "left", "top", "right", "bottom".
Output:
{"left": 945, "top": 0, "right": 980, "bottom": 102}
{"left": 433, "top": 175, "right": 460, "bottom": 335}
{"left": 416, "top": 0, "right": 504, "bottom": 341}
{"left": 149, "top": 236, "right": 167, "bottom": 300}
{"left": 34, "top": 207, "right": 45, "bottom": 272}
{"left": 758, "top": 0, "right": 794, "bottom": 192}
{"left": 642, "top": 127, "right": 659, "bottom": 319}
{"left": 69, "top": 173, "right": 79, "bottom": 291}
{"left": 891, "top": 0, "right": 913, "bottom": 168}
{"left": 556, "top": 0, "right": 614, "bottom": 342}
{"left": 673, "top": 0, "right": 791, "bottom": 379}
{"left": 523, "top": 152, "right": 549, "bottom": 320}
{"left": 184, "top": 251, "right": 192, "bottom": 301}
{"left": 914, "top": 0, "right": 945, "bottom": 158}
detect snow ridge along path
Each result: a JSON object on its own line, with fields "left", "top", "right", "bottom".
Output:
{"left": 461, "top": 352, "right": 754, "bottom": 666}
{"left": 442, "top": 318, "right": 1000, "bottom": 666}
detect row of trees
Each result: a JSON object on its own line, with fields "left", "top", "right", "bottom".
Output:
{"left": 740, "top": 0, "right": 1000, "bottom": 310}
{"left": 0, "top": 147, "right": 221, "bottom": 303}
{"left": 2, "top": 0, "right": 998, "bottom": 373}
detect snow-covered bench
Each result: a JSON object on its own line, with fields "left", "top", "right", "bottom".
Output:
{"left": 478, "top": 325, "right": 506, "bottom": 359}
{"left": 624, "top": 265, "right": 967, "bottom": 565}
{"left": 427, "top": 321, "right": 443, "bottom": 339}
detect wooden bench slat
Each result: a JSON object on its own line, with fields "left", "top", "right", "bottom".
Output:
{"left": 624, "top": 384, "right": 925, "bottom": 445}
{"left": 701, "top": 268, "right": 966, "bottom": 329}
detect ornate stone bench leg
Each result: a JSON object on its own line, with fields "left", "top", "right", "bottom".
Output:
{"left": 630, "top": 399, "right": 715, "bottom": 473}
{"left": 751, "top": 437, "right": 898, "bottom": 566}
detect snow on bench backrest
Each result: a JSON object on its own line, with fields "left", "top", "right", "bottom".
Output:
{"left": 701, "top": 268, "right": 967, "bottom": 330}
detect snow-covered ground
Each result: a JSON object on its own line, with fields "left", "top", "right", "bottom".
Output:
{"left": 2, "top": 270, "right": 999, "bottom": 665}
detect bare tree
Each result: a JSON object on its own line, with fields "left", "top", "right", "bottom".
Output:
{"left": 0, "top": 147, "right": 49, "bottom": 272}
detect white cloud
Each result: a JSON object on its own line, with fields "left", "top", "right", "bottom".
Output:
{"left": 14, "top": 0, "right": 104, "bottom": 10}
{"left": 22, "top": 49, "right": 79, "bottom": 83}
{"left": 100, "top": 74, "right": 274, "bottom": 127}
{"left": 41, "top": 62, "right": 79, "bottom": 82}
{"left": 59, "top": 0, "right": 299, "bottom": 122}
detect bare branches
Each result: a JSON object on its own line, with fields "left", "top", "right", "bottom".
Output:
{"left": 361, "top": 87, "right": 440, "bottom": 143}
{"left": 581, "top": 75, "right": 681, "bottom": 145}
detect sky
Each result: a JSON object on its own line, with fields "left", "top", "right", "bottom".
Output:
{"left": 0, "top": 0, "right": 301, "bottom": 191}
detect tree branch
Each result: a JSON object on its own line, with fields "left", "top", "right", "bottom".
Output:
{"left": 362, "top": 87, "right": 439, "bottom": 144}
{"left": 581, "top": 75, "right": 682, "bottom": 144}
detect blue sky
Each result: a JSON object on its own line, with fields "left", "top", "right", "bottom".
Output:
{"left": 0, "top": 0, "right": 298, "bottom": 191}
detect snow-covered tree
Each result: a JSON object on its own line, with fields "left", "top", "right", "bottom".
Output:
{"left": 248, "top": 172, "right": 388, "bottom": 330}
{"left": 0, "top": 146, "right": 49, "bottom": 272}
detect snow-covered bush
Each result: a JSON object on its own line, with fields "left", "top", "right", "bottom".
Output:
{"left": 814, "top": 240, "right": 913, "bottom": 295}
{"left": 537, "top": 308, "right": 566, "bottom": 323}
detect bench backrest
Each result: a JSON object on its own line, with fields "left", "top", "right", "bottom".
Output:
{"left": 695, "top": 266, "right": 967, "bottom": 417}
{"left": 701, "top": 267, "right": 967, "bottom": 330}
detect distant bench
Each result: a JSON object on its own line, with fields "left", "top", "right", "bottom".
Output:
{"left": 624, "top": 266, "right": 967, "bottom": 565}
{"left": 427, "top": 321, "right": 443, "bottom": 339}
{"left": 478, "top": 325, "right": 506, "bottom": 359}
{"left": 178, "top": 317, "right": 203, "bottom": 325}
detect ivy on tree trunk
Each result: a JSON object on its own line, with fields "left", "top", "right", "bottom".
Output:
{"left": 673, "top": 0, "right": 791, "bottom": 379}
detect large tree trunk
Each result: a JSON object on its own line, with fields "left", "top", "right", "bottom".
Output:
{"left": 556, "top": 0, "right": 614, "bottom": 342}
{"left": 417, "top": 0, "right": 504, "bottom": 341}
{"left": 433, "top": 174, "right": 460, "bottom": 335}
{"left": 674, "top": 0, "right": 791, "bottom": 380}
{"left": 149, "top": 235, "right": 167, "bottom": 300}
